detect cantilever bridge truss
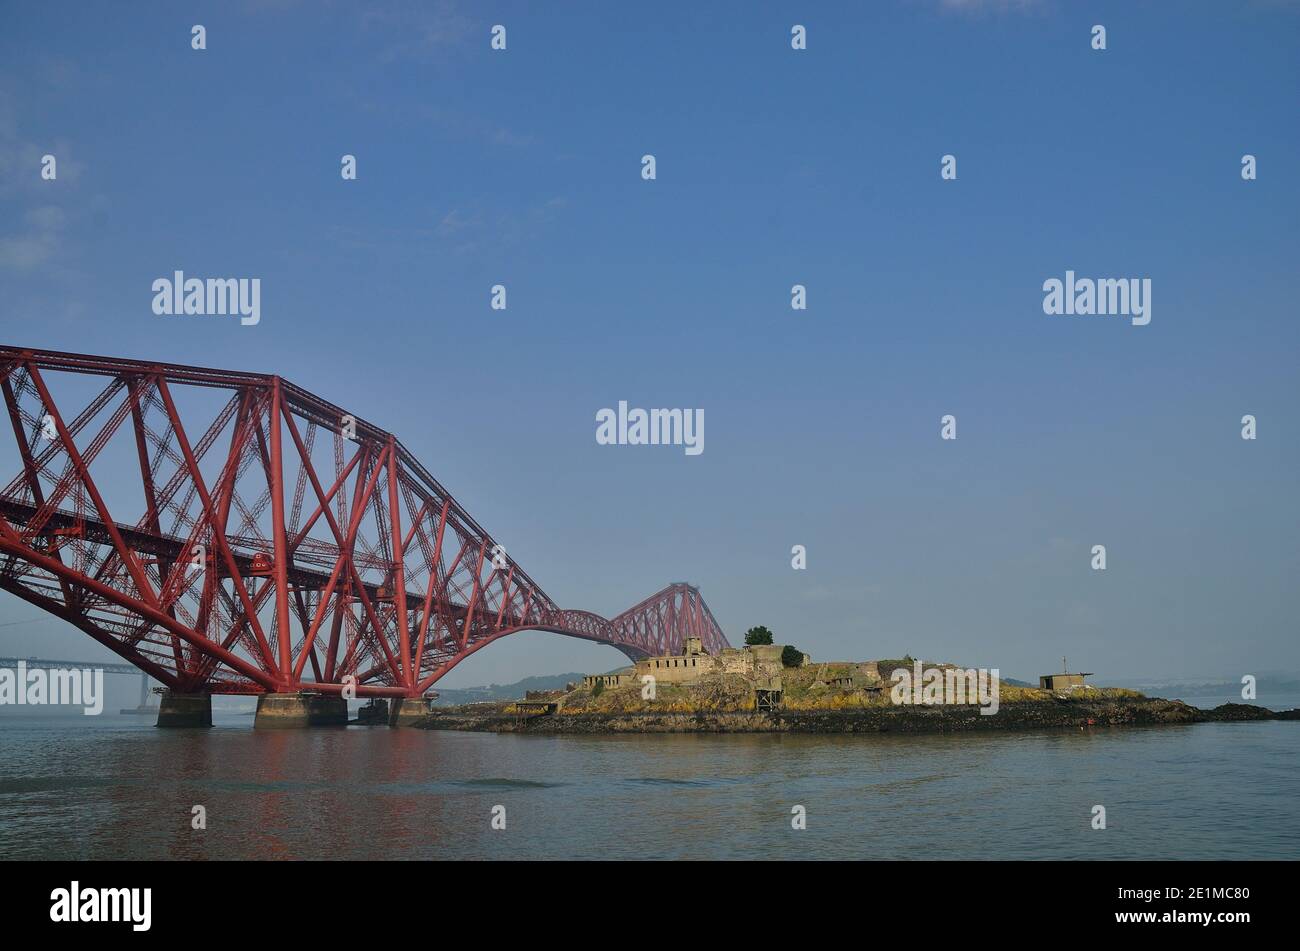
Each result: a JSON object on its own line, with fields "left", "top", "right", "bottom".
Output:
{"left": 0, "top": 345, "right": 729, "bottom": 699}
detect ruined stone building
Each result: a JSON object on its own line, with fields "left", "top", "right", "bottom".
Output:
{"left": 581, "top": 636, "right": 809, "bottom": 690}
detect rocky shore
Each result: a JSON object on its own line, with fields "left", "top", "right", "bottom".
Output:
{"left": 415, "top": 698, "right": 1300, "bottom": 735}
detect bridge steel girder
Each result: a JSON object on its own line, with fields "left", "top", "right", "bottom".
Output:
{"left": 0, "top": 345, "right": 730, "bottom": 698}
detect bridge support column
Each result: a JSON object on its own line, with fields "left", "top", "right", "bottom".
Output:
{"left": 254, "top": 693, "right": 348, "bottom": 729}
{"left": 389, "top": 697, "right": 433, "bottom": 727}
{"left": 156, "top": 691, "right": 212, "bottom": 728}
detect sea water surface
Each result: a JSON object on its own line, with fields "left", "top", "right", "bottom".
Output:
{"left": 1, "top": 703, "right": 1298, "bottom": 860}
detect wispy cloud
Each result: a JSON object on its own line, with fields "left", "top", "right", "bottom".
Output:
{"left": 0, "top": 205, "right": 66, "bottom": 271}
{"left": 432, "top": 196, "right": 569, "bottom": 255}
{"left": 0, "top": 74, "right": 83, "bottom": 272}
{"left": 322, "top": 194, "right": 567, "bottom": 261}
{"left": 360, "top": 0, "right": 476, "bottom": 63}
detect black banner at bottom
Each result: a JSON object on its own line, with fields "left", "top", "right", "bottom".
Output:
{"left": 3, "top": 860, "right": 1282, "bottom": 937}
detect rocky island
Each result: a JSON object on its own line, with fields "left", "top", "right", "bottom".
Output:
{"left": 412, "top": 637, "right": 1300, "bottom": 736}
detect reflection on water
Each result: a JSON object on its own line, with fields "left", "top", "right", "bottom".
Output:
{"left": 0, "top": 712, "right": 1297, "bottom": 860}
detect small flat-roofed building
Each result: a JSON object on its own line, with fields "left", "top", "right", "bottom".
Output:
{"left": 1039, "top": 671, "right": 1093, "bottom": 691}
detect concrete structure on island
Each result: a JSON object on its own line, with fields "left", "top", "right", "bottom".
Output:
{"left": 1040, "top": 657, "right": 1093, "bottom": 692}
{"left": 1039, "top": 671, "right": 1093, "bottom": 691}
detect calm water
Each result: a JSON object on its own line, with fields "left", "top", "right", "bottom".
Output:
{"left": 1, "top": 708, "right": 1297, "bottom": 860}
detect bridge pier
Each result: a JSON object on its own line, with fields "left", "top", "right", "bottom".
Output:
{"left": 254, "top": 693, "right": 349, "bottom": 729}
{"left": 155, "top": 691, "right": 212, "bottom": 728}
{"left": 389, "top": 697, "right": 433, "bottom": 727}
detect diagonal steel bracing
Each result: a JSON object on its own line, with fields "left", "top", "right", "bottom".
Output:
{"left": 0, "top": 345, "right": 730, "bottom": 698}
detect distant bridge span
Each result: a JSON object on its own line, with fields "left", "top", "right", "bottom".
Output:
{"left": 0, "top": 345, "right": 729, "bottom": 699}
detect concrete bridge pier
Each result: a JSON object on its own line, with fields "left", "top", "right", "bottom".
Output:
{"left": 389, "top": 697, "right": 433, "bottom": 727}
{"left": 254, "top": 693, "right": 349, "bottom": 729}
{"left": 156, "top": 691, "right": 212, "bottom": 728}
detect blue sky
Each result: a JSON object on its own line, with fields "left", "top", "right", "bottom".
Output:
{"left": 1, "top": 0, "right": 1298, "bottom": 689}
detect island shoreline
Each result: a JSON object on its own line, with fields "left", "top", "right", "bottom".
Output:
{"left": 413, "top": 698, "right": 1300, "bottom": 735}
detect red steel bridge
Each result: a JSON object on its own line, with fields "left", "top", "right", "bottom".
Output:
{"left": 0, "top": 345, "right": 729, "bottom": 701}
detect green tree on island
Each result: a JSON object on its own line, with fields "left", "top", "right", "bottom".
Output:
{"left": 781, "top": 645, "right": 804, "bottom": 667}
{"left": 744, "top": 625, "right": 775, "bottom": 646}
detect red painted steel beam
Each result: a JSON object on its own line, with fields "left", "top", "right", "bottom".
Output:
{"left": 0, "top": 344, "right": 730, "bottom": 697}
